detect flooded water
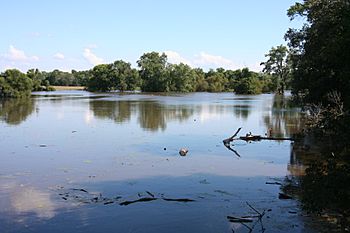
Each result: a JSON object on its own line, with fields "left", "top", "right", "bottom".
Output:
{"left": 0, "top": 91, "right": 317, "bottom": 232}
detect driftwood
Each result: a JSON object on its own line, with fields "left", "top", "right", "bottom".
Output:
{"left": 223, "top": 127, "right": 242, "bottom": 146}
{"left": 162, "top": 198, "right": 195, "bottom": 202}
{"left": 239, "top": 135, "right": 294, "bottom": 141}
{"left": 223, "top": 128, "right": 294, "bottom": 156}
{"left": 58, "top": 187, "right": 195, "bottom": 206}
{"left": 223, "top": 128, "right": 242, "bottom": 157}
{"left": 120, "top": 197, "right": 158, "bottom": 206}
{"left": 227, "top": 202, "right": 266, "bottom": 232}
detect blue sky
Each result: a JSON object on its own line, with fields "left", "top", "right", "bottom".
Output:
{"left": 0, "top": 0, "right": 303, "bottom": 72}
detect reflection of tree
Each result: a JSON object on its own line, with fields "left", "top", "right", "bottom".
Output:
{"left": 90, "top": 100, "right": 135, "bottom": 123}
{"left": 263, "top": 94, "right": 303, "bottom": 138}
{"left": 233, "top": 105, "right": 251, "bottom": 119}
{"left": 0, "top": 98, "right": 36, "bottom": 125}
{"left": 138, "top": 102, "right": 193, "bottom": 131}
{"left": 138, "top": 101, "right": 166, "bottom": 131}
{"left": 89, "top": 100, "right": 194, "bottom": 131}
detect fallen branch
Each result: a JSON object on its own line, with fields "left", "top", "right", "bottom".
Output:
{"left": 119, "top": 197, "right": 158, "bottom": 206}
{"left": 239, "top": 135, "right": 294, "bottom": 141}
{"left": 265, "top": 181, "right": 282, "bottom": 186}
{"left": 228, "top": 202, "right": 267, "bottom": 233}
{"left": 227, "top": 216, "right": 253, "bottom": 223}
{"left": 223, "top": 127, "right": 242, "bottom": 146}
{"left": 162, "top": 198, "right": 195, "bottom": 202}
{"left": 223, "top": 128, "right": 294, "bottom": 156}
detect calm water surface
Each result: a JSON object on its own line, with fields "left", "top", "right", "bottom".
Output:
{"left": 0, "top": 91, "right": 315, "bottom": 232}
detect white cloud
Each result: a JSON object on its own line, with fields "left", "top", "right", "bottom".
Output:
{"left": 87, "top": 44, "right": 98, "bottom": 49}
{"left": 162, "top": 51, "right": 261, "bottom": 72}
{"left": 53, "top": 52, "right": 65, "bottom": 60}
{"left": 164, "top": 50, "right": 192, "bottom": 66}
{"left": 83, "top": 48, "right": 104, "bottom": 66}
{"left": 194, "top": 52, "right": 238, "bottom": 70}
{"left": 2, "top": 45, "right": 39, "bottom": 62}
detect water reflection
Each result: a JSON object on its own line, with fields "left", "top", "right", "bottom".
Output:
{"left": 0, "top": 92, "right": 314, "bottom": 233}
{"left": 263, "top": 94, "right": 303, "bottom": 138}
{"left": 0, "top": 182, "right": 57, "bottom": 219}
{"left": 0, "top": 98, "right": 36, "bottom": 125}
{"left": 90, "top": 100, "right": 135, "bottom": 123}
{"left": 90, "top": 100, "right": 194, "bottom": 131}
{"left": 233, "top": 105, "right": 251, "bottom": 119}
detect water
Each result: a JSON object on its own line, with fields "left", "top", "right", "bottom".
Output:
{"left": 0, "top": 91, "right": 315, "bottom": 232}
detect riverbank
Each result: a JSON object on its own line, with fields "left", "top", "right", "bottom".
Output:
{"left": 52, "top": 86, "right": 85, "bottom": 90}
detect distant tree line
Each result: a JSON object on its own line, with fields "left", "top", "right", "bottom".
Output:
{"left": 1, "top": 52, "right": 285, "bottom": 98}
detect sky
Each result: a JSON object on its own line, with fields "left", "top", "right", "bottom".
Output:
{"left": 0, "top": 0, "right": 303, "bottom": 72}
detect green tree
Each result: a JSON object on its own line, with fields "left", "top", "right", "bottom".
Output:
{"left": 205, "top": 70, "right": 228, "bottom": 92}
{"left": 234, "top": 68, "right": 262, "bottom": 94}
{"left": 193, "top": 68, "right": 208, "bottom": 91}
{"left": 261, "top": 45, "right": 291, "bottom": 93}
{"left": 46, "top": 69, "right": 75, "bottom": 86}
{"left": 167, "top": 63, "right": 195, "bottom": 92}
{"left": 87, "top": 64, "right": 114, "bottom": 92}
{"left": 110, "top": 60, "right": 140, "bottom": 91}
{"left": 286, "top": 0, "right": 350, "bottom": 107}
{"left": 137, "top": 52, "right": 168, "bottom": 92}
{"left": 0, "top": 69, "right": 33, "bottom": 98}
{"left": 72, "top": 70, "right": 91, "bottom": 86}
{"left": 27, "top": 69, "right": 51, "bottom": 91}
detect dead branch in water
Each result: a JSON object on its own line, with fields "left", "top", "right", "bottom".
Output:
{"left": 227, "top": 202, "right": 267, "bottom": 232}
{"left": 223, "top": 127, "right": 242, "bottom": 145}
{"left": 223, "top": 127, "right": 294, "bottom": 155}
{"left": 119, "top": 197, "right": 158, "bottom": 206}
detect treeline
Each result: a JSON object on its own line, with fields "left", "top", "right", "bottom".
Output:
{"left": 0, "top": 52, "right": 283, "bottom": 98}
{"left": 280, "top": 0, "right": 350, "bottom": 226}
{"left": 86, "top": 52, "right": 279, "bottom": 94}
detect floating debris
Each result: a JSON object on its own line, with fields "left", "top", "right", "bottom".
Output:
{"left": 120, "top": 197, "right": 158, "bottom": 206}
{"left": 146, "top": 191, "right": 155, "bottom": 198}
{"left": 162, "top": 198, "right": 195, "bottom": 202}
{"left": 265, "top": 181, "right": 282, "bottom": 186}
{"left": 179, "top": 148, "right": 188, "bottom": 156}
{"left": 279, "top": 192, "right": 293, "bottom": 199}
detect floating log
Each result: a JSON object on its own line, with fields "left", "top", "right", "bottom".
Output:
{"left": 119, "top": 197, "right": 158, "bottom": 206}
{"left": 227, "top": 216, "right": 253, "bottom": 223}
{"left": 162, "top": 198, "right": 195, "bottom": 202}
{"left": 239, "top": 135, "right": 294, "bottom": 141}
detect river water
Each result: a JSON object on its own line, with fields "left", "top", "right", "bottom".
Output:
{"left": 0, "top": 91, "right": 317, "bottom": 233}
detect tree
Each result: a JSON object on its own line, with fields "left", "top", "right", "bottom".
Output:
{"left": 72, "top": 70, "right": 91, "bottom": 86}
{"left": 234, "top": 68, "right": 262, "bottom": 94}
{"left": 46, "top": 69, "right": 75, "bottom": 86}
{"left": 285, "top": 0, "right": 350, "bottom": 107}
{"left": 87, "top": 64, "right": 114, "bottom": 92}
{"left": 167, "top": 63, "right": 195, "bottom": 92}
{"left": 27, "top": 69, "right": 50, "bottom": 91}
{"left": 0, "top": 69, "right": 33, "bottom": 98}
{"left": 261, "top": 45, "right": 291, "bottom": 93}
{"left": 193, "top": 68, "right": 208, "bottom": 91}
{"left": 137, "top": 52, "right": 168, "bottom": 92}
{"left": 205, "top": 70, "right": 228, "bottom": 92}
{"left": 110, "top": 60, "right": 140, "bottom": 91}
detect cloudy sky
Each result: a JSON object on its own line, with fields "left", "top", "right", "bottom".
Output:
{"left": 0, "top": 0, "right": 302, "bottom": 72}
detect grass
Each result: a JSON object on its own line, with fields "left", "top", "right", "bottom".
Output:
{"left": 52, "top": 86, "right": 85, "bottom": 90}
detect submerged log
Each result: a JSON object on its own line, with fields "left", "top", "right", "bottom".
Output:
{"left": 162, "top": 198, "right": 195, "bottom": 202}
{"left": 119, "top": 197, "right": 158, "bottom": 206}
{"left": 239, "top": 135, "right": 294, "bottom": 141}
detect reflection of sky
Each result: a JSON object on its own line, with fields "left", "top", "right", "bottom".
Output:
{"left": 0, "top": 92, "right": 308, "bottom": 232}
{"left": 0, "top": 92, "right": 296, "bottom": 179}
{"left": 0, "top": 182, "right": 56, "bottom": 219}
